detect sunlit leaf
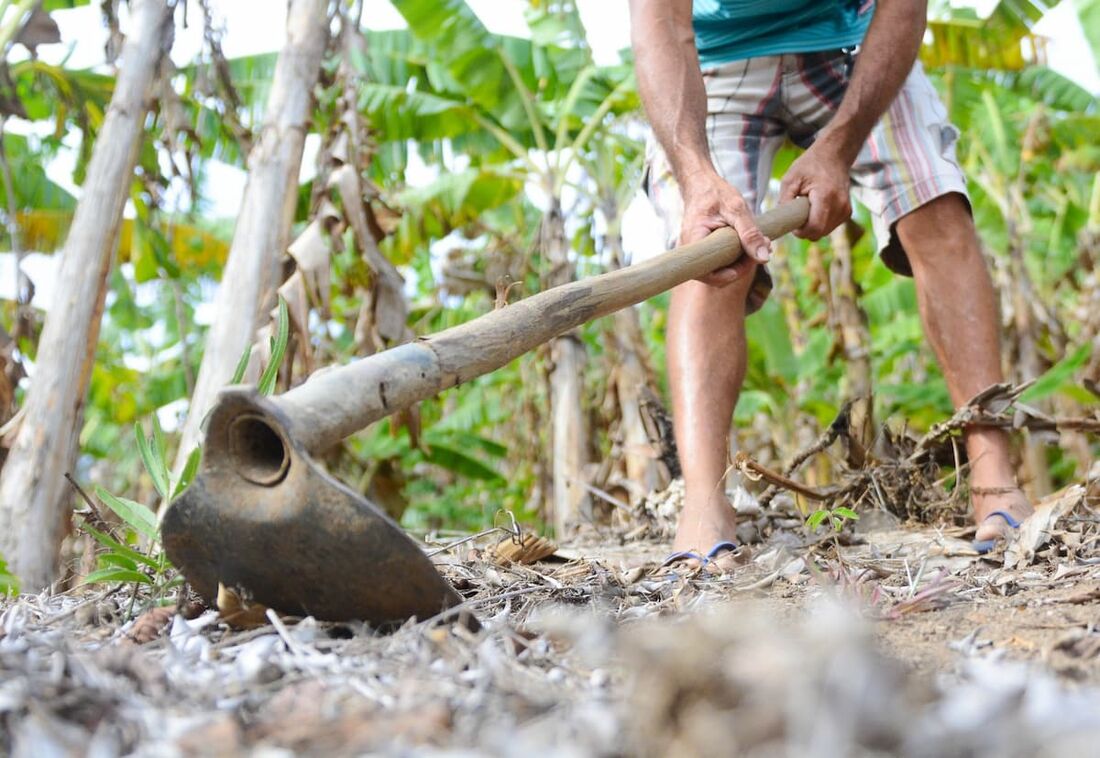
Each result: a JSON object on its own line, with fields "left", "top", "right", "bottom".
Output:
{"left": 0, "top": 555, "right": 19, "bottom": 595}
{"left": 806, "top": 510, "right": 829, "bottom": 530}
{"left": 230, "top": 344, "right": 253, "bottom": 385}
{"left": 172, "top": 446, "right": 202, "bottom": 500}
{"left": 424, "top": 442, "right": 504, "bottom": 482}
{"left": 257, "top": 297, "right": 289, "bottom": 396}
{"left": 80, "top": 523, "right": 160, "bottom": 570}
{"left": 94, "top": 485, "right": 159, "bottom": 543}
{"left": 1019, "top": 343, "right": 1091, "bottom": 403}
{"left": 134, "top": 420, "right": 170, "bottom": 501}
{"left": 82, "top": 567, "right": 152, "bottom": 586}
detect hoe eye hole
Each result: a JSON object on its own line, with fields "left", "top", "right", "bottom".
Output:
{"left": 228, "top": 415, "right": 290, "bottom": 486}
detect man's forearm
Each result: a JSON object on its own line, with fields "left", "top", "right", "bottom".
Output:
{"left": 816, "top": 0, "right": 927, "bottom": 165}
{"left": 629, "top": 0, "right": 715, "bottom": 187}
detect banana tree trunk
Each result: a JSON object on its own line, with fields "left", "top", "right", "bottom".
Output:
{"left": 605, "top": 220, "right": 664, "bottom": 499}
{"left": 1005, "top": 228, "right": 1052, "bottom": 498}
{"left": 176, "top": 0, "right": 329, "bottom": 465}
{"left": 828, "top": 224, "right": 873, "bottom": 467}
{"left": 544, "top": 199, "right": 587, "bottom": 536}
{"left": 0, "top": 0, "right": 174, "bottom": 590}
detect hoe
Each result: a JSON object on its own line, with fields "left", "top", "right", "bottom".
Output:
{"left": 161, "top": 199, "right": 809, "bottom": 625}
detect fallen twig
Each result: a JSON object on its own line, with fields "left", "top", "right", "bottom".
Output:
{"left": 735, "top": 452, "right": 838, "bottom": 502}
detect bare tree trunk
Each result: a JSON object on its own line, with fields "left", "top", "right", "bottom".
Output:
{"left": 544, "top": 199, "right": 588, "bottom": 536}
{"left": 0, "top": 0, "right": 174, "bottom": 590}
{"left": 605, "top": 219, "right": 664, "bottom": 500}
{"left": 1000, "top": 115, "right": 1052, "bottom": 499}
{"left": 1078, "top": 222, "right": 1100, "bottom": 398}
{"left": 176, "top": 0, "right": 329, "bottom": 464}
{"left": 1005, "top": 227, "right": 1052, "bottom": 498}
{"left": 828, "top": 224, "right": 874, "bottom": 468}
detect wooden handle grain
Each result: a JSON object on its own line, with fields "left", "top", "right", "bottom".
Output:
{"left": 275, "top": 198, "right": 810, "bottom": 451}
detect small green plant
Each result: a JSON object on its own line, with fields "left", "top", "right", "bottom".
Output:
{"left": 80, "top": 298, "right": 291, "bottom": 603}
{"left": 257, "top": 297, "right": 289, "bottom": 396}
{"left": 81, "top": 416, "right": 195, "bottom": 601}
{"left": 225, "top": 296, "right": 289, "bottom": 392}
{"left": 0, "top": 553, "right": 19, "bottom": 596}
{"left": 806, "top": 505, "right": 861, "bottom": 533}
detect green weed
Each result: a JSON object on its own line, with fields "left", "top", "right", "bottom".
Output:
{"left": 79, "top": 298, "right": 291, "bottom": 604}
{"left": 806, "top": 505, "right": 860, "bottom": 533}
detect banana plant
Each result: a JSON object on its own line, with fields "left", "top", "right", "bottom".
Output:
{"left": 357, "top": 1, "right": 636, "bottom": 534}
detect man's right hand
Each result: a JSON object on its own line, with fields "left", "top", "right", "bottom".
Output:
{"left": 680, "top": 171, "right": 773, "bottom": 288}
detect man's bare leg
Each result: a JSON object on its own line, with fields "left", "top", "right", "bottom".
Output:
{"left": 895, "top": 193, "right": 1033, "bottom": 541}
{"left": 667, "top": 270, "right": 756, "bottom": 555}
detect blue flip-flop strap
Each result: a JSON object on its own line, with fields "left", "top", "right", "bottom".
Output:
{"left": 973, "top": 539, "right": 997, "bottom": 554}
{"left": 705, "top": 541, "right": 738, "bottom": 559}
{"left": 973, "top": 511, "right": 1023, "bottom": 554}
{"left": 983, "top": 510, "right": 1022, "bottom": 529}
{"left": 661, "top": 550, "right": 706, "bottom": 568}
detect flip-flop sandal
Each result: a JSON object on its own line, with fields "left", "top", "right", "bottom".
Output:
{"left": 650, "top": 549, "right": 707, "bottom": 581}
{"left": 704, "top": 541, "right": 738, "bottom": 561}
{"left": 972, "top": 510, "right": 1023, "bottom": 555}
{"left": 652, "top": 542, "right": 741, "bottom": 580}
{"left": 699, "top": 541, "right": 740, "bottom": 575}
{"left": 661, "top": 550, "right": 707, "bottom": 567}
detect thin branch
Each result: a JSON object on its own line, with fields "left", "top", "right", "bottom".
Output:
{"left": 734, "top": 452, "right": 838, "bottom": 502}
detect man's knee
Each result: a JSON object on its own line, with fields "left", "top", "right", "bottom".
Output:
{"left": 896, "top": 193, "right": 982, "bottom": 269}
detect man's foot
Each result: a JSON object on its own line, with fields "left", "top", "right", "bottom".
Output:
{"left": 670, "top": 494, "right": 740, "bottom": 571}
{"left": 965, "top": 428, "right": 1033, "bottom": 548}
{"left": 971, "top": 484, "right": 1033, "bottom": 545}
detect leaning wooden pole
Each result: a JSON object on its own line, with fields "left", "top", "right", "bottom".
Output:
{"left": 0, "top": 0, "right": 175, "bottom": 590}
{"left": 267, "top": 200, "right": 810, "bottom": 454}
{"left": 175, "top": 0, "right": 330, "bottom": 464}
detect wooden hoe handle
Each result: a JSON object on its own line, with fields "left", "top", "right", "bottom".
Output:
{"left": 272, "top": 197, "right": 812, "bottom": 451}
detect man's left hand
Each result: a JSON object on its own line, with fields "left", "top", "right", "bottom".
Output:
{"left": 779, "top": 145, "right": 852, "bottom": 240}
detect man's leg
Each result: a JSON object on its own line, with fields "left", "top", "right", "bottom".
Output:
{"left": 667, "top": 270, "right": 757, "bottom": 553}
{"left": 895, "top": 193, "right": 1033, "bottom": 540}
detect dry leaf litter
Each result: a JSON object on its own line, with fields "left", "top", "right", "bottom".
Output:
{"left": 3, "top": 386, "right": 1099, "bottom": 755}
{"left": 3, "top": 472, "right": 1099, "bottom": 755}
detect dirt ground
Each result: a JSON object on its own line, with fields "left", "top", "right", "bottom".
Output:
{"left": 2, "top": 479, "right": 1099, "bottom": 756}
{"left": 574, "top": 514, "right": 1100, "bottom": 685}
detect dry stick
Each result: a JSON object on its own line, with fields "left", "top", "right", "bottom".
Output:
{"left": 967, "top": 415, "right": 1100, "bottom": 433}
{"left": 421, "top": 585, "right": 547, "bottom": 628}
{"left": 425, "top": 527, "right": 508, "bottom": 558}
{"left": 32, "top": 588, "right": 117, "bottom": 628}
{"left": 576, "top": 479, "right": 632, "bottom": 512}
{"left": 0, "top": 0, "right": 175, "bottom": 590}
{"left": 64, "top": 472, "right": 123, "bottom": 542}
{"left": 64, "top": 472, "right": 99, "bottom": 512}
{"left": 744, "top": 381, "right": 1099, "bottom": 511}
{"left": 757, "top": 419, "right": 845, "bottom": 507}
{"left": 734, "top": 452, "right": 837, "bottom": 502}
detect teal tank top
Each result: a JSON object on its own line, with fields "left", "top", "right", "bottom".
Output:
{"left": 693, "top": 0, "right": 875, "bottom": 67}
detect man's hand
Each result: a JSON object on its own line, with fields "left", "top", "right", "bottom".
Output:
{"left": 779, "top": 144, "right": 852, "bottom": 240}
{"left": 681, "top": 172, "right": 772, "bottom": 287}
{"left": 776, "top": 0, "right": 929, "bottom": 240}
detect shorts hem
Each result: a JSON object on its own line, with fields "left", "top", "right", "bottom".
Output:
{"left": 875, "top": 175, "right": 972, "bottom": 277}
{"left": 878, "top": 174, "right": 970, "bottom": 240}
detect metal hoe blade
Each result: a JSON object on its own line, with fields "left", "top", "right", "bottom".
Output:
{"left": 161, "top": 390, "right": 464, "bottom": 624}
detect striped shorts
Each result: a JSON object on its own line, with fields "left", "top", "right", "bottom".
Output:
{"left": 644, "top": 50, "right": 969, "bottom": 312}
